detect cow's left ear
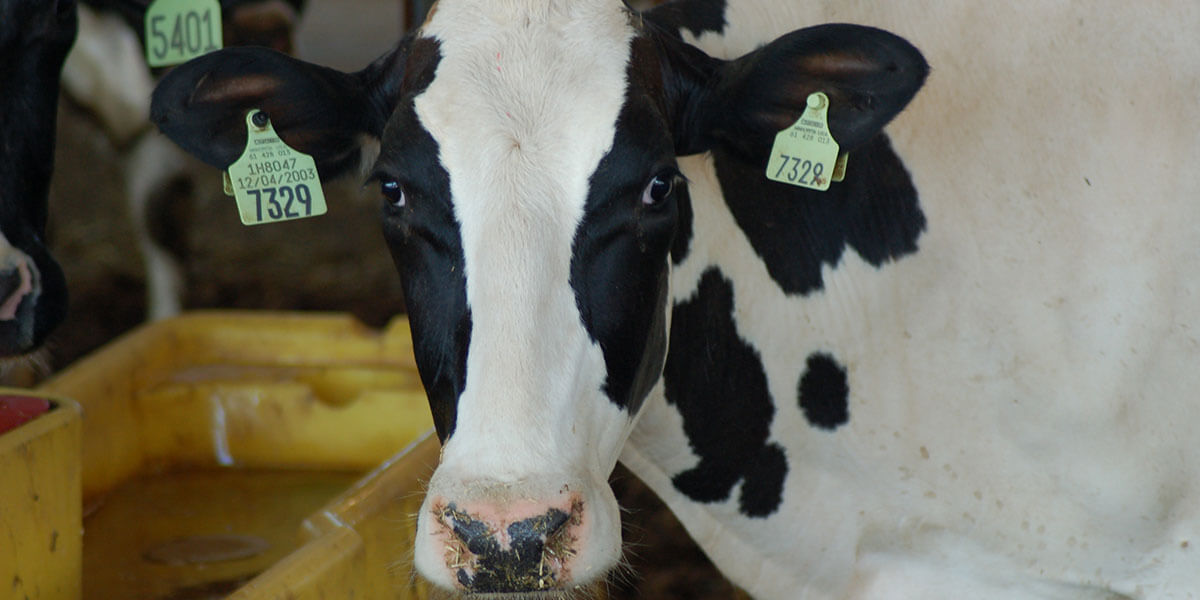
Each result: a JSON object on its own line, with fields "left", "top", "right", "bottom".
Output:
{"left": 664, "top": 23, "right": 928, "bottom": 160}
{"left": 150, "top": 39, "right": 412, "bottom": 178}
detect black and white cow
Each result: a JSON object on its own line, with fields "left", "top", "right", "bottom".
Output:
{"left": 0, "top": 0, "right": 75, "bottom": 357}
{"left": 150, "top": 0, "right": 1200, "bottom": 598}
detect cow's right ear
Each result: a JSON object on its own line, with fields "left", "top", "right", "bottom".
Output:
{"left": 150, "top": 41, "right": 408, "bottom": 178}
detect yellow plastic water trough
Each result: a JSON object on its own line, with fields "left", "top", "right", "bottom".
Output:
{"left": 9, "top": 311, "right": 439, "bottom": 599}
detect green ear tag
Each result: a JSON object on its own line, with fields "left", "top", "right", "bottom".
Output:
{"left": 765, "top": 92, "right": 840, "bottom": 191}
{"left": 144, "top": 0, "right": 223, "bottom": 67}
{"left": 226, "top": 110, "right": 328, "bottom": 226}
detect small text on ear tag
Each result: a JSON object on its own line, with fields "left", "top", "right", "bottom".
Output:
{"left": 144, "top": 0, "right": 223, "bottom": 68}
{"left": 765, "top": 92, "right": 840, "bottom": 191}
{"left": 226, "top": 110, "right": 328, "bottom": 226}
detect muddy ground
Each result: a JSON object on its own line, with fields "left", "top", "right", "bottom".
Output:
{"left": 35, "top": 2, "right": 748, "bottom": 596}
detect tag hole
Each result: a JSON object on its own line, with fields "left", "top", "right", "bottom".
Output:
{"left": 251, "top": 111, "right": 270, "bottom": 129}
{"left": 806, "top": 93, "right": 827, "bottom": 110}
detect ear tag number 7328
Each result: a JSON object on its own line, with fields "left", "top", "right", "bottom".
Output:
{"left": 765, "top": 92, "right": 845, "bottom": 191}
{"left": 224, "top": 110, "right": 328, "bottom": 226}
{"left": 144, "top": 0, "right": 223, "bottom": 67}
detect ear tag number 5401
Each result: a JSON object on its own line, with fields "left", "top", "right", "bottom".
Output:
{"left": 765, "top": 92, "right": 847, "bottom": 191}
{"left": 144, "top": 0, "right": 223, "bottom": 67}
{"left": 224, "top": 110, "right": 328, "bottom": 226}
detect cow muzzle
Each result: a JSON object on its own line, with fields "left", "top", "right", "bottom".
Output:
{"left": 415, "top": 475, "right": 627, "bottom": 596}
{"left": 428, "top": 494, "right": 585, "bottom": 593}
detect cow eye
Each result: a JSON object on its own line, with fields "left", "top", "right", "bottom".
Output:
{"left": 380, "top": 179, "right": 406, "bottom": 208}
{"left": 642, "top": 172, "right": 677, "bottom": 207}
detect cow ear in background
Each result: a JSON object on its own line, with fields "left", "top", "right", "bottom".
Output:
{"left": 675, "top": 23, "right": 928, "bottom": 161}
{"left": 150, "top": 41, "right": 409, "bottom": 178}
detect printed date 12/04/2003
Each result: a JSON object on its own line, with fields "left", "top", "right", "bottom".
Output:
{"left": 247, "top": 184, "right": 316, "bottom": 221}
{"left": 235, "top": 166, "right": 316, "bottom": 190}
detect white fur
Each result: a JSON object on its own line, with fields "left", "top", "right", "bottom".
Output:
{"left": 623, "top": 2, "right": 1200, "bottom": 599}
{"left": 411, "top": 0, "right": 637, "bottom": 589}
{"left": 62, "top": 4, "right": 155, "bottom": 146}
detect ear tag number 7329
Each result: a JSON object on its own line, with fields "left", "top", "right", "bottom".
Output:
{"left": 765, "top": 92, "right": 844, "bottom": 191}
{"left": 144, "top": 0, "right": 223, "bottom": 67}
{"left": 224, "top": 110, "right": 328, "bottom": 226}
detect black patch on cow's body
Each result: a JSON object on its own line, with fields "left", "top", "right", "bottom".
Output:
{"left": 798, "top": 352, "right": 850, "bottom": 430}
{"left": 375, "top": 41, "right": 469, "bottom": 442}
{"left": 644, "top": 0, "right": 727, "bottom": 39}
{"left": 664, "top": 268, "right": 786, "bottom": 518}
{"left": 738, "top": 443, "right": 788, "bottom": 517}
{"left": 570, "top": 39, "right": 685, "bottom": 413}
{"left": 712, "top": 133, "right": 925, "bottom": 296}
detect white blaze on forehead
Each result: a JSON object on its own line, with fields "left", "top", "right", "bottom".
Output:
{"left": 416, "top": 0, "right": 637, "bottom": 476}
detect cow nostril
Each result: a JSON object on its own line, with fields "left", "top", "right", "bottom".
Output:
{"left": 508, "top": 508, "right": 569, "bottom": 546}
{"left": 0, "top": 259, "right": 33, "bottom": 321}
{"left": 0, "top": 269, "right": 22, "bottom": 300}
{"left": 442, "top": 504, "right": 570, "bottom": 551}
{"left": 445, "top": 506, "right": 500, "bottom": 557}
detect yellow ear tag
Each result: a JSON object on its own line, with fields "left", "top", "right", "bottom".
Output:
{"left": 226, "top": 110, "right": 328, "bottom": 226}
{"left": 765, "top": 92, "right": 840, "bottom": 191}
{"left": 144, "top": 0, "right": 223, "bottom": 67}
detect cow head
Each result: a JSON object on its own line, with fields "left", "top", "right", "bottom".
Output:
{"left": 0, "top": 0, "right": 76, "bottom": 358}
{"left": 150, "top": 0, "right": 925, "bottom": 593}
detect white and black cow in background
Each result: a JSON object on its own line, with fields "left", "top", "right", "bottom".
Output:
{"left": 150, "top": 0, "right": 1200, "bottom": 598}
{"left": 0, "top": 0, "right": 75, "bottom": 358}
{"left": 60, "top": 0, "right": 304, "bottom": 320}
